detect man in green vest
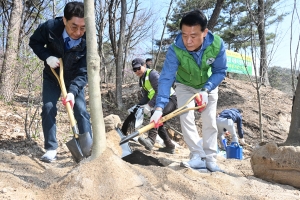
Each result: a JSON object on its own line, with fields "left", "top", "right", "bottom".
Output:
{"left": 129, "top": 58, "right": 177, "bottom": 154}
{"left": 150, "top": 10, "right": 227, "bottom": 172}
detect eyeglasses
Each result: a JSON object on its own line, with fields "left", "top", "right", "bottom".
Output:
{"left": 133, "top": 67, "right": 141, "bottom": 72}
{"left": 66, "top": 21, "right": 86, "bottom": 33}
{"left": 70, "top": 26, "right": 86, "bottom": 33}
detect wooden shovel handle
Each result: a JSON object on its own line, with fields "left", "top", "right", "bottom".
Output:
{"left": 50, "top": 58, "right": 79, "bottom": 138}
{"left": 120, "top": 93, "right": 206, "bottom": 145}
{"left": 139, "top": 94, "right": 205, "bottom": 134}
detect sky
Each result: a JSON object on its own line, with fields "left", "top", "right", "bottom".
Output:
{"left": 268, "top": 0, "right": 300, "bottom": 69}
{"left": 133, "top": 0, "right": 174, "bottom": 59}
{"left": 140, "top": 0, "right": 300, "bottom": 70}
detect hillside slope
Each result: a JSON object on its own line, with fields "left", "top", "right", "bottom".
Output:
{"left": 0, "top": 78, "right": 297, "bottom": 200}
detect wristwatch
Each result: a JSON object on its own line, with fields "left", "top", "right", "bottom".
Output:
{"left": 201, "top": 88, "right": 209, "bottom": 93}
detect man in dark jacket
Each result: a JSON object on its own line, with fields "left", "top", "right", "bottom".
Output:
{"left": 127, "top": 58, "right": 177, "bottom": 154}
{"left": 29, "top": 1, "right": 92, "bottom": 162}
{"left": 216, "top": 108, "right": 245, "bottom": 147}
{"left": 146, "top": 58, "right": 152, "bottom": 69}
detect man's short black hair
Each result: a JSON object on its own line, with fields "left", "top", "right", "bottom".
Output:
{"left": 180, "top": 9, "right": 207, "bottom": 32}
{"left": 64, "top": 1, "right": 84, "bottom": 21}
{"left": 237, "top": 109, "right": 243, "bottom": 113}
{"left": 146, "top": 58, "right": 152, "bottom": 62}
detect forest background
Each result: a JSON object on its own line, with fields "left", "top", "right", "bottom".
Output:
{"left": 0, "top": 0, "right": 300, "bottom": 156}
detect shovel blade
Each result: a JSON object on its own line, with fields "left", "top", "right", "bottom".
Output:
{"left": 119, "top": 131, "right": 139, "bottom": 145}
{"left": 116, "top": 128, "right": 132, "bottom": 157}
{"left": 66, "top": 137, "right": 84, "bottom": 163}
{"left": 78, "top": 132, "right": 93, "bottom": 157}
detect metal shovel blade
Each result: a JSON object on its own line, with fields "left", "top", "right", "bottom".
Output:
{"left": 66, "top": 137, "right": 84, "bottom": 163}
{"left": 116, "top": 128, "right": 132, "bottom": 157}
{"left": 78, "top": 132, "right": 93, "bottom": 157}
{"left": 120, "top": 131, "right": 139, "bottom": 145}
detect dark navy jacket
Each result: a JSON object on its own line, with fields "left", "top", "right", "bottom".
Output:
{"left": 29, "top": 17, "right": 87, "bottom": 97}
{"left": 218, "top": 108, "right": 244, "bottom": 138}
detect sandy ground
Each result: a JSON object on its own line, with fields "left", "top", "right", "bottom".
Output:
{"left": 0, "top": 78, "right": 299, "bottom": 199}
{"left": 1, "top": 134, "right": 299, "bottom": 200}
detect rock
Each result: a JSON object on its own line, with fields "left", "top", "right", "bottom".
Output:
{"left": 12, "top": 114, "right": 22, "bottom": 122}
{"left": 1, "top": 188, "right": 7, "bottom": 193}
{"left": 251, "top": 142, "right": 300, "bottom": 189}
{"left": 162, "top": 184, "right": 170, "bottom": 191}
{"left": 167, "top": 128, "right": 175, "bottom": 138}
{"left": 104, "top": 114, "right": 121, "bottom": 132}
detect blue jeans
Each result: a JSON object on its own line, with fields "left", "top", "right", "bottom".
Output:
{"left": 41, "top": 76, "right": 92, "bottom": 150}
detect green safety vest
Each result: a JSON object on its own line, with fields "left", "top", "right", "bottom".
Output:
{"left": 174, "top": 34, "right": 221, "bottom": 89}
{"left": 142, "top": 69, "right": 175, "bottom": 100}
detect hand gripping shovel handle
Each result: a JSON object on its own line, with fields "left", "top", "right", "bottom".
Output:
{"left": 50, "top": 59, "right": 79, "bottom": 139}
{"left": 120, "top": 93, "right": 205, "bottom": 145}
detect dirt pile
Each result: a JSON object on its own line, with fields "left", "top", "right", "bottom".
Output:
{"left": 0, "top": 78, "right": 299, "bottom": 200}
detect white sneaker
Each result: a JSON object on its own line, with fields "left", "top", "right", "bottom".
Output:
{"left": 206, "top": 161, "right": 224, "bottom": 172}
{"left": 40, "top": 150, "right": 57, "bottom": 163}
{"left": 180, "top": 154, "right": 207, "bottom": 171}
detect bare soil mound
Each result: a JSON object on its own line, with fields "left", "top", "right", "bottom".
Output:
{"left": 0, "top": 78, "right": 298, "bottom": 200}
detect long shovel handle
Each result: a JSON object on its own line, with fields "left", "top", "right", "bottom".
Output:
{"left": 50, "top": 58, "right": 79, "bottom": 139}
{"left": 120, "top": 93, "right": 206, "bottom": 145}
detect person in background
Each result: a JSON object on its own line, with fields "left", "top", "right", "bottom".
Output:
{"left": 216, "top": 108, "right": 245, "bottom": 149}
{"left": 129, "top": 58, "right": 177, "bottom": 154}
{"left": 146, "top": 58, "right": 153, "bottom": 69}
{"left": 150, "top": 9, "right": 227, "bottom": 172}
{"left": 29, "top": 1, "right": 92, "bottom": 162}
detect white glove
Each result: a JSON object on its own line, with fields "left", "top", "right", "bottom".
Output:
{"left": 46, "top": 56, "right": 60, "bottom": 69}
{"left": 195, "top": 91, "right": 208, "bottom": 112}
{"left": 127, "top": 105, "right": 137, "bottom": 114}
{"left": 141, "top": 104, "right": 152, "bottom": 117}
{"left": 199, "top": 91, "right": 208, "bottom": 105}
{"left": 63, "top": 93, "right": 75, "bottom": 108}
{"left": 150, "top": 110, "right": 163, "bottom": 128}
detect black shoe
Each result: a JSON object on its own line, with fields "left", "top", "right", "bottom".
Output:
{"left": 138, "top": 137, "right": 154, "bottom": 151}
{"left": 158, "top": 146, "right": 175, "bottom": 154}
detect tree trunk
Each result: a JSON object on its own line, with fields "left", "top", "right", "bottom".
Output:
{"left": 122, "top": 0, "right": 138, "bottom": 81}
{"left": 108, "top": 0, "right": 118, "bottom": 58}
{"left": 257, "top": 89, "right": 263, "bottom": 142}
{"left": 84, "top": 0, "right": 106, "bottom": 159}
{"left": 115, "top": 0, "right": 126, "bottom": 109}
{"left": 96, "top": 0, "right": 108, "bottom": 84}
{"left": 0, "top": 0, "right": 23, "bottom": 102}
{"left": 248, "top": 22, "right": 264, "bottom": 143}
{"left": 207, "top": 0, "right": 225, "bottom": 31}
{"left": 284, "top": 77, "right": 300, "bottom": 146}
{"left": 257, "top": 0, "right": 269, "bottom": 86}
{"left": 52, "top": 0, "right": 56, "bottom": 18}
{"left": 154, "top": 0, "right": 174, "bottom": 70}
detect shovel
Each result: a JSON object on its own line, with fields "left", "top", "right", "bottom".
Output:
{"left": 119, "top": 93, "right": 206, "bottom": 145}
{"left": 51, "top": 59, "right": 92, "bottom": 163}
{"left": 115, "top": 128, "right": 133, "bottom": 158}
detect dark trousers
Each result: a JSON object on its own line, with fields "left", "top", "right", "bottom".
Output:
{"left": 41, "top": 77, "right": 92, "bottom": 150}
{"left": 148, "top": 95, "right": 177, "bottom": 146}
{"left": 121, "top": 95, "right": 177, "bottom": 146}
